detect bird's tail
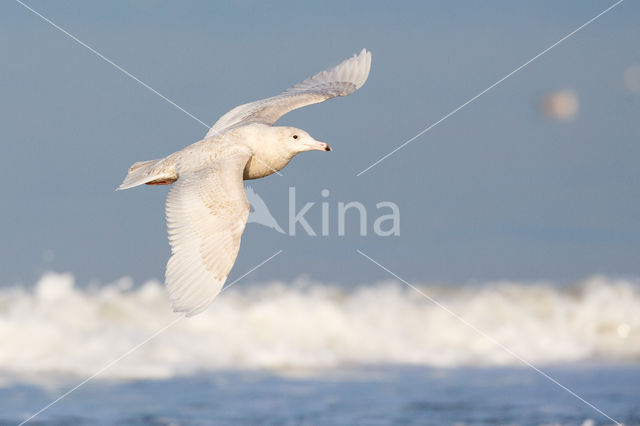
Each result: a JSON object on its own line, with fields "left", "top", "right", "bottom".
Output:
{"left": 117, "top": 159, "right": 176, "bottom": 190}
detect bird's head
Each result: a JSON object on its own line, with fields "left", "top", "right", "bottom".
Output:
{"left": 278, "top": 127, "right": 332, "bottom": 155}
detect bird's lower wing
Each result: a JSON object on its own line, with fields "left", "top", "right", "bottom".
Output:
{"left": 165, "top": 151, "right": 251, "bottom": 316}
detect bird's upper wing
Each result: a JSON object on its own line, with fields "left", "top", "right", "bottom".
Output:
{"left": 165, "top": 148, "right": 252, "bottom": 316}
{"left": 205, "top": 49, "right": 372, "bottom": 138}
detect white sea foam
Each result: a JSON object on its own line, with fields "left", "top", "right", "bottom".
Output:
{"left": 0, "top": 273, "right": 638, "bottom": 381}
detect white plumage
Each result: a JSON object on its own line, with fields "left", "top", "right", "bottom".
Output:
{"left": 118, "top": 49, "right": 372, "bottom": 316}
{"left": 206, "top": 49, "right": 372, "bottom": 137}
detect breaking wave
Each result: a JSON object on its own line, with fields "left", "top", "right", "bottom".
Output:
{"left": 0, "top": 273, "right": 638, "bottom": 381}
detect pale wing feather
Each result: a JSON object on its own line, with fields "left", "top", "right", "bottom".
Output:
{"left": 205, "top": 49, "right": 371, "bottom": 137}
{"left": 165, "top": 151, "right": 251, "bottom": 316}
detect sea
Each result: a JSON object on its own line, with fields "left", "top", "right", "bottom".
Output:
{"left": 1, "top": 273, "right": 638, "bottom": 425}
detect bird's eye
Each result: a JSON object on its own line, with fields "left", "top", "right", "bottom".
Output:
{"left": 292, "top": 135, "right": 298, "bottom": 139}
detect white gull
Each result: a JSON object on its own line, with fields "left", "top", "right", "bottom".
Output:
{"left": 118, "top": 49, "right": 372, "bottom": 316}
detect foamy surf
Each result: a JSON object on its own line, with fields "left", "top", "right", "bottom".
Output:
{"left": 0, "top": 273, "right": 638, "bottom": 381}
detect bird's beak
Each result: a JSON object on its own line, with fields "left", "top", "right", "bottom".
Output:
{"left": 305, "top": 140, "right": 332, "bottom": 152}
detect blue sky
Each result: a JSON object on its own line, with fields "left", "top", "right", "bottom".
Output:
{"left": 1, "top": 0, "right": 638, "bottom": 287}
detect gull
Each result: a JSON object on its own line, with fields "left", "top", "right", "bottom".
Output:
{"left": 118, "top": 49, "right": 372, "bottom": 316}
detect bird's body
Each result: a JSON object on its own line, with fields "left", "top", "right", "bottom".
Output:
{"left": 118, "top": 49, "right": 371, "bottom": 316}
{"left": 122, "top": 125, "right": 300, "bottom": 188}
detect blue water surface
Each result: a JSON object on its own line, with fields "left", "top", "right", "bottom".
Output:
{"left": 4, "top": 364, "right": 639, "bottom": 425}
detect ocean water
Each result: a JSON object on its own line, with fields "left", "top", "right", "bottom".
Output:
{"left": 1, "top": 273, "right": 639, "bottom": 425}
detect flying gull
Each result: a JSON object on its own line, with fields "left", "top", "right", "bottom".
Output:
{"left": 118, "top": 49, "right": 372, "bottom": 316}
